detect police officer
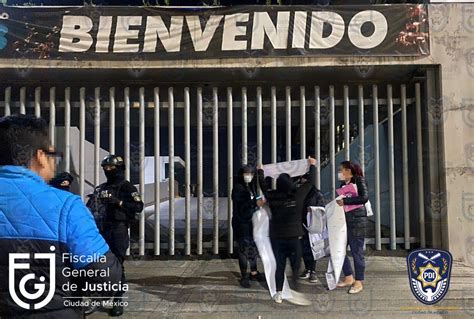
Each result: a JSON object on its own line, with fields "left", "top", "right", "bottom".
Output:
{"left": 87, "top": 155, "right": 143, "bottom": 317}
{"left": 49, "top": 171, "right": 74, "bottom": 192}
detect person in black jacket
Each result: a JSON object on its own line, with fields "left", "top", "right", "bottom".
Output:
{"left": 49, "top": 171, "right": 74, "bottom": 192}
{"left": 87, "top": 155, "right": 144, "bottom": 316}
{"left": 296, "top": 165, "right": 326, "bottom": 284}
{"left": 231, "top": 164, "right": 266, "bottom": 288}
{"left": 335, "top": 160, "right": 369, "bottom": 294}
{"left": 264, "top": 157, "right": 317, "bottom": 303}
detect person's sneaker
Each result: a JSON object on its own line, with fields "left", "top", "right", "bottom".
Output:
{"left": 249, "top": 271, "right": 266, "bottom": 282}
{"left": 239, "top": 276, "right": 251, "bottom": 288}
{"left": 273, "top": 292, "right": 283, "bottom": 304}
{"left": 309, "top": 271, "right": 318, "bottom": 283}
{"left": 299, "top": 269, "right": 311, "bottom": 279}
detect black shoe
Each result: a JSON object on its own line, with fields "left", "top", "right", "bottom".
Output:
{"left": 83, "top": 297, "right": 99, "bottom": 316}
{"left": 249, "top": 271, "right": 266, "bottom": 282}
{"left": 110, "top": 300, "right": 124, "bottom": 317}
{"left": 299, "top": 269, "right": 311, "bottom": 279}
{"left": 239, "top": 276, "right": 251, "bottom": 288}
{"left": 309, "top": 271, "right": 318, "bottom": 283}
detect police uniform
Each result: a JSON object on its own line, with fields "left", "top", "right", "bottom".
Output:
{"left": 87, "top": 155, "right": 143, "bottom": 316}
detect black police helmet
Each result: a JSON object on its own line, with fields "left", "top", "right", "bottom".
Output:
{"left": 101, "top": 155, "right": 125, "bottom": 168}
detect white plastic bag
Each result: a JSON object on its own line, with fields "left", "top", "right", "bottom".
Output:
{"left": 365, "top": 200, "right": 374, "bottom": 217}
{"left": 305, "top": 206, "right": 326, "bottom": 234}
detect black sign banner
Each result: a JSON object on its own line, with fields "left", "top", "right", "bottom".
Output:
{"left": 0, "top": 5, "right": 429, "bottom": 61}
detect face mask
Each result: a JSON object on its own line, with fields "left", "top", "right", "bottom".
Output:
{"left": 104, "top": 169, "right": 117, "bottom": 179}
{"left": 243, "top": 174, "right": 254, "bottom": 184}
{"left": 338, "top": 172, "right": 345, "bottom": 181}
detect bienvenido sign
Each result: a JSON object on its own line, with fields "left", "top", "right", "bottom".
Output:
{"left": 59, "top": 11, "right": 390, "bottom": 52}
{"left": 0, "top": 5, "right": 429, "bottom": 60}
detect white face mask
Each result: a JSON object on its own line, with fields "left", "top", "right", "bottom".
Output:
{"left": 243, "top": 174, "right": 254, "bottom": 184}
{"left": 338, "top": 172, "right": 345, "bottom": 181}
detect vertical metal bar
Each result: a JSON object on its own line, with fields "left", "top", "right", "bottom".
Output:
{"left": 124, "top": 88, "right": 131, "bottom": 181}
{"left": 184, "top": 87, "right": 191, "bottom": 255}
{"left": 257, "top": 87, "right": 263, "bottom": 165}
{"left": 64, "top": 87, "right": 71, "bottom": 172}
{"left": 124, "top": 88, "right": 131, "bottom": 257}
{"left": 139, "top": 87, "right": 146, "bottom": 256}
{"left": 285, "top": 86, "right": 292, "bottom": 161}
{"left": 197, "top": 87, "right": 204, "bottom": 255}
{"left": 300, "top": 86, "right": 306, "bottom": 158}
{"left": 357, "top": 82, "right": 367, "bottom": 276}
{"left": 401, "top": 84, "right": 410, "bottom": 250}
{"left": 242, "top": 87, "right": 248, "bottom": 165}
{"left": 168, "top": 87, "right": 175, "bottom": 256}
{"left": 387, "top": 84, "right": 396, "bottom": 250}
{"left": 94, "top": 87, "right": 100, "bottom": 187}
{"left": 20, "top": 87, "right": 26, "bottom": 115}
{"left": 315, "top": 86, "right": 321, "bottom": 189}
{"left": 227, "top": 87, "right": 233, "bottom": 254}
{"left": 49, "top": 87, "right": 56, "bottom": 147}
{"left": 4, "top": 87, "right": 11, "bottom": 116}
{"left": 344, "top": 85, "right": 350, "bottom": 161}
{"left": 109, "top": 87, "right": 116, "bottom": 154}
{"left": 358, "top": 85, "right": 365, "bottom": 174}
{"left": 373, "top": 85, "right": 381, "bottom": 250}
{"left": 212, "top": 87, "right": 219, "bottom": 255}
{"left": 79, "top": 88, "right": 86, "bottom": 201}
{"left": 34, "top": 87, "right": 41, "bottom": 118}
{"left": 416, "top": 83, "right": 426, "bottom": 248}
{"left": 154, "top": 87, "right": 161, "bottom": 256}
{"left": 329, "top": 86, "right": 335, "bottom": 198}
{"left": 271, "top": 86, "right": 277, "bottom": 188}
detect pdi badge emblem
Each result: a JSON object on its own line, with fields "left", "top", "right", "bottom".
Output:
{"left": 407, "top": 248, "right": 452, "bottom": 305}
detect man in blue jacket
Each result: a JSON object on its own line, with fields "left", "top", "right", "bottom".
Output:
{"left": 0, "top": 115, "right": 122, "bottom": 318}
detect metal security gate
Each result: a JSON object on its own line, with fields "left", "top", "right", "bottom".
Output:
{"left": 0, "top": 78, "right": 436, "bottom": 256}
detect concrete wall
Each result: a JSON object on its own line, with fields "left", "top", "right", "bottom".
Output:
{"left": 426, "top": 3, "right": 474, "bottom": 265}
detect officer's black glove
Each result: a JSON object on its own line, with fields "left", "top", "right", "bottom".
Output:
{"left": 106, "top": 196, "right": 121, "bottom": 206}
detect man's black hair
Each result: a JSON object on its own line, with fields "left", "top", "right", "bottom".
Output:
{"left": 0, "top": 115, "right": 50, "bottom": 166}
{"left": 276, "top": 173, "right": 295, "bottom": 194}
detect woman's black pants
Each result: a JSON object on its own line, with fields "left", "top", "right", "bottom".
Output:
{"left": 237, "top": 237, "right": 258, "bottom": 277}
{"left": 271, "top": 237, "right": 302, "bottom": 292}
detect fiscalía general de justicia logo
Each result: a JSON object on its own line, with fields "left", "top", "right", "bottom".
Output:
{"left": 9, "top": 246, "right": 56, "bottom": 310}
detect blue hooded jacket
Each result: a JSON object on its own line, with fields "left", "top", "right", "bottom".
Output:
{"left": 0, "top": 165, "right": 120, "bottom": 318}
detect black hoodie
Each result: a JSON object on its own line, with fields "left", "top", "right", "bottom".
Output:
{"left": 265, "top": 174, "right": 303, "bottom": 239}
{"left": 231, "top": 167, "right": 266, "bottom": 240}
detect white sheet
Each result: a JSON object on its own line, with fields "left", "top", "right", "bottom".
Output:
{"left": 262, "top": 159, "right": 309, "bottom": 179}
{"left": 324, "top": 199, "right": 347, "bottom": 290}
